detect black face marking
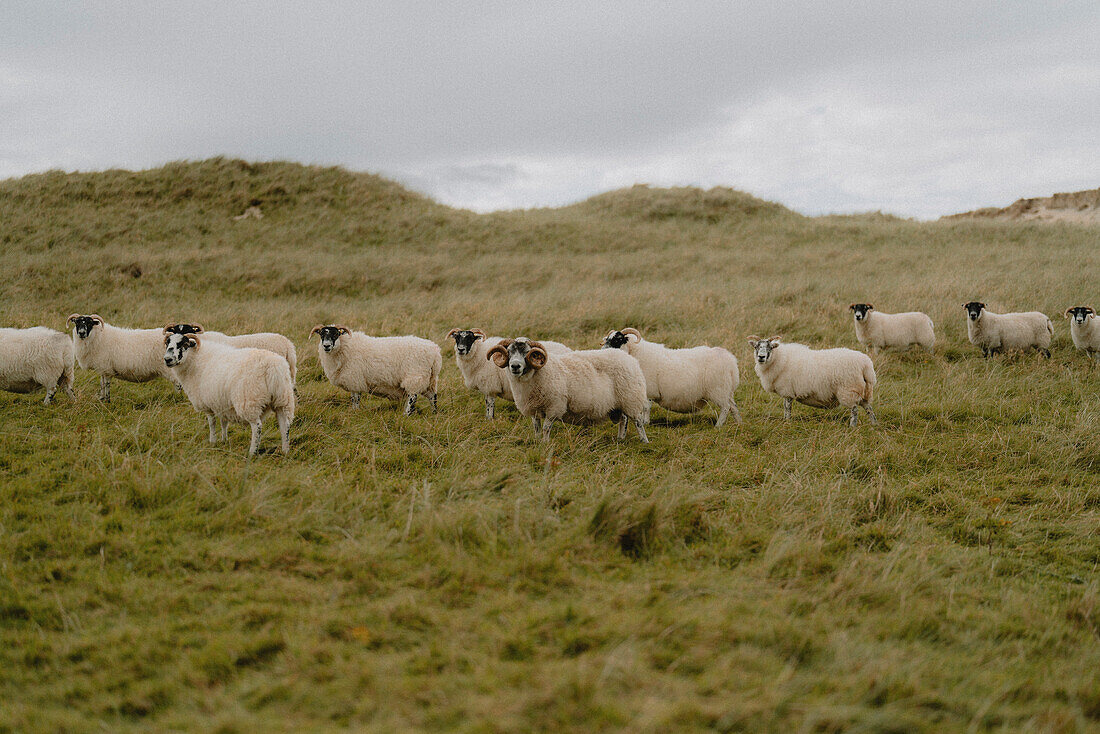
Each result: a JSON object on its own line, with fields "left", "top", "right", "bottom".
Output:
{"left": 850, "top": 304, "right": 873, "bottom": 321}
{"left": 451, "top": 330, "right": 482, "bottom": 355}
{"left": 752, "top": 339, "right": 778, "bottom": 364}
{"left": 163, "top": 333, "right": 196, "bottom": 367}
{"left": 318, "top": 326, "right": 345, "bottom": 352}
{"left": 166, "top": 323, "right": 203, "bottom": 335}
{"left": 603, "top": 331, "right": 629, "bottom": 349}
{"left": 72, "top": 316, "right": 100, "bottom": 339}
{"left": 964, "top": 301, "right": 985, "bottom": 321}
{"left": 1068, "top": 306, "right": 1094, "bottom": 324}
{"left": 507, "top": 339, "right": 534, "bottom": 375}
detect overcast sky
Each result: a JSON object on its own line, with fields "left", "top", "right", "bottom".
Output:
{"left": 2, "top": 2, "right": 1097, "bottom": 218}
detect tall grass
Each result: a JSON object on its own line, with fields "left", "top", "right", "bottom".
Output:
{"left": 1, "top": 159, "right": 1098, "bottom": 732}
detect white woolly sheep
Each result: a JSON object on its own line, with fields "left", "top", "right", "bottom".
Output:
{"left": 963, "top": 302, "right": 1052, "bottom": 357}
{"left": 601, "top": 327, "right": 741, "bottom": 427}
{"left": 310, "top": 325, "right": 441, "bottom": 414}
{"left": 68, "top": 314, "right": 179, "bottom": 401}
{"left": 486, "top": 338, "right": 650, "bottom": 442}
{"left": 447, "top": 328, "right": 571, "bottom": 418}
{"left": 0, "top": 327, "right": 76, "bottom": 404}
{"left": 165, "top": 323, "right": 297, "bottom": 382}
{"left": 848, "top": 303, "right": 935, "bottom": 354}
{"left": 747, "top": 336, "right": 877, "bottom": 426}
{"left": 1064, "top": 306, "right": 1100, "bottom": 360}
{"left": 163, "top": 332, "right": 295, "bottom": 455}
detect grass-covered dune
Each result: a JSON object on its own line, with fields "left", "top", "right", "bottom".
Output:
{"left": 2, "top": 158, "right": 1099, "bottom": 732}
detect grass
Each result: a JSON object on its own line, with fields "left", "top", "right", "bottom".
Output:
{"left": 1, "top": 158, "right": 1099, "bottom": 732}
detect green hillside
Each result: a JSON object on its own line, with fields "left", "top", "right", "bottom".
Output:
{"left": 2, "top": 159, "right": 1099, "bottom": 732}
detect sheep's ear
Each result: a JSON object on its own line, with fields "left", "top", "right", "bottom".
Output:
{"left": 526, "top": 346, "right": 548, "bottom": 369}
{"left": 621, "top": 327, "right": 642, "bottom": 340}
{"left": 335, "top": 325, "right": 351, "bottom": 335}
{"left": 604, "top": 330, "right": 618, "bottom": 341}
{"left": 471, "top": 328, "right": 486, "bottom": 339}
{"left": 88, "top": 314, "right": 103, "bottom": 324}
{"left": 67, "top": 314, "right": 81, "bottom": 325}
{"left": 163, "top": 333, "right": 173, "bottom": 347}
{"left": 308, "top": 325, "right": 324, "bottom": 339}
{"left": 767, "top": 335, "right": 782, "bottom": 345}
{"left": 446, "top": 328, "right": 461, "bottom": 339}
{"left": 1064, "top": 309, "right": 1074, "bottom": 319}
{"left": 848, "top": 304, "right": 857, "bottom": 310}
{"left": 746, "top": 335, "right": 761, "bottom": 345}
{"left": 486, "top": 345, "right": 509, "bottom": 368}
{"left": 187, "top": 335, "right": 200, "bottom": 349}
{"left": 189, "top": 323, "right": 204, "bottom": 334}
{"left": 164, "top": 322, "right": 178, "bottom": 333}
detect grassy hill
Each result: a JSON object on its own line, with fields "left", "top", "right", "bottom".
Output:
{"left": 2, "top": 159, "right": 1099, "bottom": 732}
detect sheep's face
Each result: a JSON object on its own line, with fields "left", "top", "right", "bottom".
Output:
{"left": 487, "top": 338, "right": 547, "bottom": 378}
{"left": 165, "top": 323, "right": 203, "bottom": 336}
{"left": 602, "top": 330, "right": 630, "bottom": 350}
{"left": 963, "top": 302, "right": 985, "bottom": 321}
{"left": 449, "top": 329, "right": 484, "bottom": 356}
{"left": 850, "top": 304, "right": 874, "bottom": 321}
{"left": 69, "top": 315, "right": 101, "bottom": 339}
{"left": 748, "top": 337, "right": 780, "bottom": 364}
{"left": 1066, "top": 306, "right": 1095, "bottom": 325}
{"left": 315, "top": 326, "right": 348, "bottom": 353}
{"left": 163, "top": 333, "right": 197, "bottom": 367}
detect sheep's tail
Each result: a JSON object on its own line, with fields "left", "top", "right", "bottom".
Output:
{"left": 60, "top": 359, "right": 75, "bottom": 394}
{"left": 285, "top": 342, "right": 298, "bottom": 383}
{"left": 1045, "top": 318, "right": 1053, "bottom": 336}
{"left": 429, "top": 351, "right": 442, "bottom": 393}
{"left": 861, "top": 359, "right": 876, "bottom": 405}
{"left": 266, "top": 357, "right": 296, "bottom": 420}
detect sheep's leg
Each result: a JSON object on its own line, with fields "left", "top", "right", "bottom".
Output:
{"left": 351, "top": 392, "right": 360, "bottom": 409}
{"left": 277, "top": 410, "right": 291, "bottom": 454}
{"left": 43, "top": 382, "right": 58, "bottom": 405}
{"left": 404, "top": 394, "right": 418, "bottom": 416}
{"left": 864, "top": 404, "right": 878, "bottom": 425}
{"left": 220, "top": 418, "right": 229, "bottom": 443}
{"left": 729, "top": 400, "right": 743, "bottom": 425}
{"left": 531, "top": 416, "right": 541, "bottom": 434}
{"left": 99, "top": 375, "right": 111, "bottom": 402}
{"left": 783, "top": 397, "right": 792, "bottom": 421}
{"left": 485, "top": 395, "right": 495, "bottom": 420}
{"left": 541, "top": 418, "right": 554, "bottom": 441}
{"left": 206, "top": 415, "right": 218, "bottom": 443}
{"left": 63, "top": 375, "right": 76, "bottom": 400}
{"left": 634, "top": 418, "right": 649, "bottom": 443}
{"left": 427, "top": 390, "right": 438, "bottom": 412}
{"left": 715, "top": 405, "right": 728, "bottom": 428}
{"left": 617, "top": 415, "right": 629, "bottom": 440}
{"left": 249, "top": 421, "right": 262, "bottom": 456}
{"left": 849, "top": 406, "right": 859, "bottom": 427}
{"left": 1040, "top": 348, "right": 1051, "bottom": 359}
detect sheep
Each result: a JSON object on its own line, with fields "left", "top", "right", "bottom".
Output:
{"left": 1064, "top": 307, "right": 1100, "bottom": 361}
{"left": 747, "top": 336, "right": 877, "bottom": 427}
{"left": 601, "top": 327, "right": 741, "bottom": 427}
{"left": 486, "top": 338, "right": 650, "bottom": 442}
{"left": 163, "top": 332, "right": 295, "bottom": 455}
{"left": 310, "top": 325, "right": 441, "bottom": 414}
{"left": 848, "top": 304, "right": 935, "bottom": 354}
{"left": 0, "top": 327, "right": 76, "bottom": 404}
{"left": 962, "top": 302, "right": 1052, "bottom": 358}
{"left": 447, "top": 328, "right": 571, "bottom": 419}
{"left": 164, "top": 323, "right": 297, "bottom": 382}
{"left": 67, "top": 314, "right": 180, "bottom": 401}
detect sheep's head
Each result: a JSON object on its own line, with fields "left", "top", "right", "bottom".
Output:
{"left": 163, "top": 332, "right": 199, "bottom": 367}
{"left": 849, "top": 303, "right": 874, "bottom": 321}
{"left": 746, "top": 335, "right": 781, "bottom": 364}
{"left": 447, "top": 328, "right": 486, "bottom": 356}
{"left": 486, "top": 337, "right": 547, "bottom": 378}
{"left": 67, "top": 314, "right": 103, "bottom": 339}
{"left": 601, "top": 327, "right": 641, "bottom": 351}
{"left": 1066, "top": 306, "right": 1095, "bottom": 324}
{"left": 310, "top": 325, "right": 350, "bottom": 353}
{"left": 963, "top": 301, "right": 985, "bottom": 321}
{"left": 165, "top": 322, "right": 204, "bottom": 336}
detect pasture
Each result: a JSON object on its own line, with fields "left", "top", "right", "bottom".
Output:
{"left": 1, "top": 159, "right": 1099, "bottom": 732}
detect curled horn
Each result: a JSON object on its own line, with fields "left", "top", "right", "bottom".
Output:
{"left": 768, "top": 335, "right": 782, "bottom": 343}
{"left": 621, "top": 327, "right": 642, "bottom": 339}
{"left": 334, "top": 325, "right": 351, "bottom": 335}
{"left": 446, "top": 328, "right": 461, "bottom": 339}
{"left": 88, "top": 314, "right": 103, "bottom": 324}
{"left": 1064, "top": 308, "right": 1074, "bottom": 319}
{"left": 186, "top": 322, "right": 204, "bottom": 333}
{"left": 604, "top": 329, "right": 619, "bottom": 341}
{"left": 308, "top": 325, "right": 324, "bottom": 339}
{"left": 470, "top": 328, "right": 486, "bottom": 339}
{"left": 67, "top": 314, "right": 81, "bottom": 325}
{"left": 526, "top": 342, "right": 548, "bottom": 369}
{"left": 486, "top": 344, "right": 509, "bottom": 368}
{"left": 746, "top": 334, "right": 761, "bottom": 344}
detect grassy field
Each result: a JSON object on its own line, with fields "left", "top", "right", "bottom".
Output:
{"left": 1, "top": 159, "right": 1099, "bottom": 732}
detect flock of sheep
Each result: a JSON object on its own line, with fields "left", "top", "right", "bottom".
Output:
{"left": 0, "top": 301, "right": 1092, "bottom": 455}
